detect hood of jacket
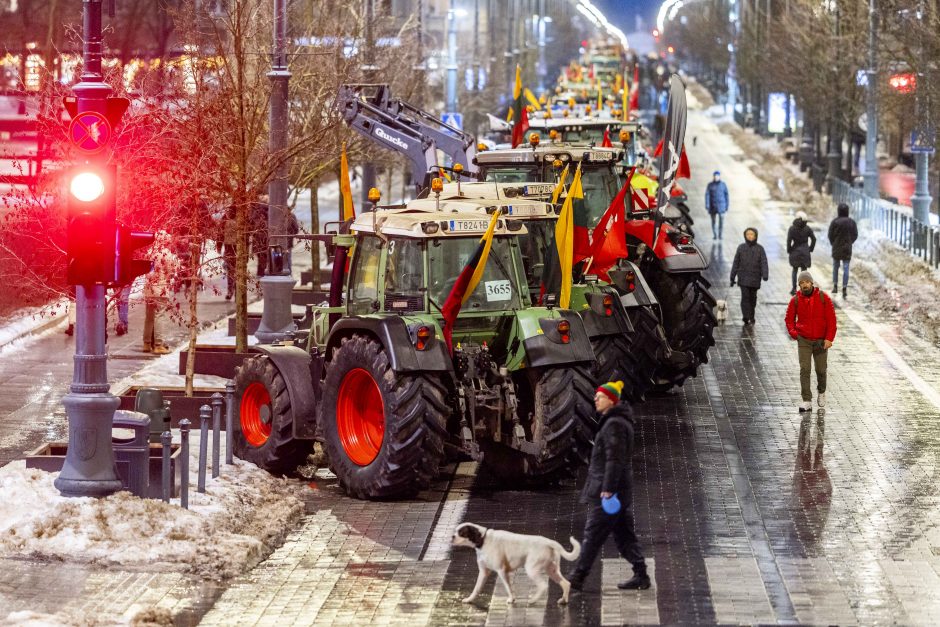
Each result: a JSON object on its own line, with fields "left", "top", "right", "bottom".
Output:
{"left": 600, "top": 402, "right": 634, "bottom": 426}
{"left": 792, "top": 217, "right": 806, "bottom": 227}
{"left": 744, "top": 227, "right": 759, "bottom": 243}
{"left": 837, "top": 204, "right": 849, "bottom": 218}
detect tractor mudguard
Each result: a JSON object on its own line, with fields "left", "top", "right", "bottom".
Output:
{"left": 249, "top": 344, "right": 321, "bottom": 440}
{"left": 327, "top": 316, "right": 452, "bottom": 373}
{"left": 524, "top": 309, "right": 595, "bottom": 368}
{"left": 579, "top": 290, "right": 632, "bottom": 338}
{"left": 625, "top": 219, "right": 708, "bottom": 273}
{"left": 609, "top": 261, "right": 660, "bottom": 311}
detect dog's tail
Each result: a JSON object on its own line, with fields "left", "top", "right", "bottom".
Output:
{"left": 560, "top": 537, "right": 581, "bottom": 561}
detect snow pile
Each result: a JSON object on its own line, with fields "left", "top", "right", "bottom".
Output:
{"left": 0, "top": 438, "right": 305, "bottom": 579}
{"left": 1, "top": 607, "right": 173, "bottom": 626}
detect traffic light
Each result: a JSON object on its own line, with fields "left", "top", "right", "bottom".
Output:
{"left": 66, "top": 164, "right": 115, "bottom": 285}
{"left": 114, "top": 224, "right": 154, "bottom": 286}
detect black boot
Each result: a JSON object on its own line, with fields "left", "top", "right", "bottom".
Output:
{"left": 568, "top": 570, "right": 586, "bottom": 592}
{"left": 617, "top": 563, "right": 651, "bottom": 590}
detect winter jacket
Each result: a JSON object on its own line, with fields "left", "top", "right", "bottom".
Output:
{"left": 827, "top": 205, "right": 858, "bottom": 261}
{"left": 581, "top": 403, "right": 635, "bottom": 505}
{"left": 730, "top": 228, "right": 769, "bottom": 289}
{"left": 705, "top": 180, "right": 730, "bottom": 215}
{"left": 144, "top": 245, "right": 181, "bottom": 299}
{"left": 785, "top": 287, "right": 837, "bottom": 342}
{"left": 787, "top": 218, "right": 816, "bottom": 268}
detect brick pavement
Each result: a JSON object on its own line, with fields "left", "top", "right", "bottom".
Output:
{"left": 9, "top": 109, "right": 940, "bottom": 625}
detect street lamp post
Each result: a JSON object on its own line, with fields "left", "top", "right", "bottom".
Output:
{"left": 361, "top": 0, "right": 377, "bottom": 208}
{"left": 910, "top": 0, "right": 933, "bottom": 224}
{"left": 863, "top": 0, "right": 880, "bottom": 198}
{"left": 256, "top": 0, "right": 297, "bottom": 344}
{"left": 446, "top": 0, "right": 459, "bottom": 114}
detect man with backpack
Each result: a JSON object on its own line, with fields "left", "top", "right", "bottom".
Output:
{"left": 785, "top": 271, "right": 837, "bottom": 412}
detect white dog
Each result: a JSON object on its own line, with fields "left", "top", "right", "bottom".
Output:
{"left": 715, "top": 299, "right": 728, "bottom": 324}
{"left": 452, "top": 522, "right": 581, "bottom": 606}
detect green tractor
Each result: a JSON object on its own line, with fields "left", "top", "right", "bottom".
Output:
{"left": 473, "top": 143, "right": 715, "bottom": 391}
{"left": 414, "top": 181, "right": 656, "bottom": 401}
{"left": 234, "top": 203, "right": 598, "bottom": 499}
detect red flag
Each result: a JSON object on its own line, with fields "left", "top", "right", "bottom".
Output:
{"left": 653, "top": 140, "right": 691, "bottom": 180}
{"left": 586, "top": 174, "right": 631, "bottom": 280}
{"left": 601, "top": 126, "right": 612, "bottom": 148}
{"left": 510, "top": 65, "right": 530, "bottom": 148}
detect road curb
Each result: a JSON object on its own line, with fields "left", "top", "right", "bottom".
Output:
{"left": 0, "top": 308, "right": 67, "bottom": 352}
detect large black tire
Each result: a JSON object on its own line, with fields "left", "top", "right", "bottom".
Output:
{"left": 321, "top": 334, "right": 448, "bottom": 500}
{"left": 234, "top": 355, "right": 312, "bottom": 474}
{"left": 591, "top": 333, "right": 633, "bottom": 388}
{"left": 643, "top": 266, "right": 717, "bottom": 390}
{"left": 621, "top": 304, "right": 664, "bottom": 402}
{"left": 483, "top": 365, "right": 595, "bottom": 484}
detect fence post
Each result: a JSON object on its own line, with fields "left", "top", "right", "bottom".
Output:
{"left": 180, "top": 419, "right": 190, "bottom": 509}
{"left": 225, "top": 381, "right": 235, "bottom": 465}
{"left": 161, "top": 430, "right": 172, "bottom": 503}
{"left": 198, "top": 404, "right": 210, "bottom": 493}
{"left": 211, "top": 392, "right": 223, "bottom": 479}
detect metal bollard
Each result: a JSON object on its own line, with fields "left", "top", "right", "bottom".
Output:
{"left": 225, "top": 381, "right": 235, "bottom": 465}
{"left": 198, "top": 405, "right": 210, "bottom": 493}
{"left": 211, "top": 392, "right": 223, "bottom": 478}
{"left": 161, "top": 430, "right": 172, "bottom": 503}
{"left": 180, "top": 419, "right": 191, "bottom": 509}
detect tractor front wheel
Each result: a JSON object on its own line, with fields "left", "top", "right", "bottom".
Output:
{"left": 234, "top": 355, "right": 311, "bottom": 474}
{"left": 321, "top": 334, "right": 448, "bottom": 499}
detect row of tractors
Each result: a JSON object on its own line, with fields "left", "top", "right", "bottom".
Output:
{"left": 232, "top": 51, "right": 717, "bottom": 500}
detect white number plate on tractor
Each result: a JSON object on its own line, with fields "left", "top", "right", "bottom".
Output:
{"left": 448, "top": 219, "right": 490, "bottom": 232}
{"left": 523, "top": 184, "right": 554, "bottom": 197}
{"left": 506, "top": 204, "right": 543, "bottom": 217}
{"left": 484, "top": 280, "right": 512, "bottom": 301}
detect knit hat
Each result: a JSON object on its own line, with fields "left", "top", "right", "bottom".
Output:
{"left": 713, "top": 170, "right": 720, "bottom": 176}
{"left": 597, "top": 380, "right": 624, "bottom": 402}
{"left": 797, "top": 270, "right": 814, "bottom": 285}
{"left": 795, "top": 210, "right": 808, "bottom": 222}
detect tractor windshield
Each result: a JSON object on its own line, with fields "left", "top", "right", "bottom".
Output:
{"left": 428, "top": 236, "right": 523, "bottom": 312}
{"left": 576, "top": 164, "right": 622, "bottom": 228}
{"left": 518, "top": 220, "right": 556, "bottom": 297}
{"left": 482, "top": 167, "right": 539, "bottom": 183}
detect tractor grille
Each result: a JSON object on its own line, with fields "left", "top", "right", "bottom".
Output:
{"left": 385, "top": 295, "right": 424, "bottom": 313}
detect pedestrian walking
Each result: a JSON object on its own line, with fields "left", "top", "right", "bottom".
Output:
{"left": 787, "top": 211, "right": 816, "bottom": 295}
{"left": 568, "top": 381, "right": 650, "bottom": 593}
{"left": 729, "top": 227, "right": 769, "bottom": 325}
{"left": 785, "top": 271, "right": 836, "bottom": 412}
{"left": 142, "top": 233, "right": 179, "bottom": 355}
{"left": 827, "top": 202, "right": 858, "bottom": 299}
{"left": 218, "top": 206, "right": 237, "bottom": 300}
{"left": 705, "top": 170, "right": 729, "bottom": 240}
{"left": 250, "top": 198, "right": 269, "bottom": 278}
{"left": 115, "top": 285, "right": 130, "bottom": 336}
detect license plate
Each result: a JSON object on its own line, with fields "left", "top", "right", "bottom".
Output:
{"left": 587, "top": 151, "right": 614, "bottom": 162}
{"left": 522, "top": 184, "right": 554, "bottom": 197}
{"left": 448, "top": 219, "right": 490, "bottom": 232}
{"left": 484, "top": 280, "right": 512, "bottom": 301}
{"left": 506, "top": 204, "right": 544, "bottom": 217}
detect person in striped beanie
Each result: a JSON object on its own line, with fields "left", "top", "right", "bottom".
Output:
{"left": 568, "top": 380, "right": 650, "bottom": 592}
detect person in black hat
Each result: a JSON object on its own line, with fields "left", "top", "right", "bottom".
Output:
{"left": 568, "top": 380, "right": 650, "bottom": 593}
{"left": 705, "top": 170, "right": 729, "bottom": 240}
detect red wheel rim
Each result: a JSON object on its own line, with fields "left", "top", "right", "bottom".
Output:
{"left": 241, "top": 382, "right": 272, "bottom": 447}
{"left": 336, "top": 368, "right": 385, "bottom": 466}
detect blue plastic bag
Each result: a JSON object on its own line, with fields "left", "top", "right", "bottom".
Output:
{"left": 601, "top": 493, "right": 621, "bottom": 515}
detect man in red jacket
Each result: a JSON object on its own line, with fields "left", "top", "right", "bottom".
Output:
{"left": 785, "top": 270, "right": 837, "bottom": 412}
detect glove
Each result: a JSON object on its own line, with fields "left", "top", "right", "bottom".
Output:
{"left": 730, "top": 280, "right": 736, "bottom": 287}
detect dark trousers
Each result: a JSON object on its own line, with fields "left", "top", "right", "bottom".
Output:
{"left": 797, "top": 336, "right": 828, "bottom": 401}
{"left": 572, "top": 504, "right": 645, "bottom": 578}
{"left": 790, "top": 265, "right": 807, "bottom": 292}
{"left": 740, "top": 286, "right": 758, "bottom": 321}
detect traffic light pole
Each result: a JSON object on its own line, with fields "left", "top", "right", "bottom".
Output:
{"left": 55, "top": 0, "right": 122, "bottom": 497}
{"left": 256, "top": 0, "right": 297, "bottom": 343}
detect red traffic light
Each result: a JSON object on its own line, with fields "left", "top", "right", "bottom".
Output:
{"left": 66, "top": 165, "right": 116, "bottom": 286}
{"left": 70, "top": 171, "right": 106, "bottom": 202}
{"left": 889, "top": 73, "right": 916, "bottom": 93}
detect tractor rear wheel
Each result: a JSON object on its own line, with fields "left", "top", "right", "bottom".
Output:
{"left": 621, "top": 304, "right": 663, "bottom": 402}
{"left": 234, "top": 355, "right": 312, "bottom": 474}
{"left": 321, "top": 334, "right": 448, "bottom": 500}
{"left": 483, "top": 365, "right": 595, "bottom": 484}
{"left": 643, "top": 267, "right": 717, "bottom": 390}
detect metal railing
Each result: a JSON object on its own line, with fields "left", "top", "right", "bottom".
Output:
{"left": 832, "top": 180, "right": 940, "bottom": 268}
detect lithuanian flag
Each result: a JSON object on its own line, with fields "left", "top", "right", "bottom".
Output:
{"left": 554, "top": 165, "right": 582, "bottom": 308}
{"left": 508, "top": 65, "right": 530, "bottom": 148}
{"left": 440, "top": 209, "right": 502, "bottom": 352}
{"left": 340, "top": 142, "right": 355, "bottom": 221}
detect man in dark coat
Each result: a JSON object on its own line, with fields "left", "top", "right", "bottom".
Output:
{"left": 827, "top": 203, "right": 858, "bottom": 298}
{"left": 569, "top": 381, "right": 650, "bottom": 592}
{"left": 705, "top": 170, "right": 730, "bottom": 240}
{"left": 730, "top": 227, "right": 769, "bottom": 325}
{"left": 787, "top": 211, "right": 816, "bottom": 295}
